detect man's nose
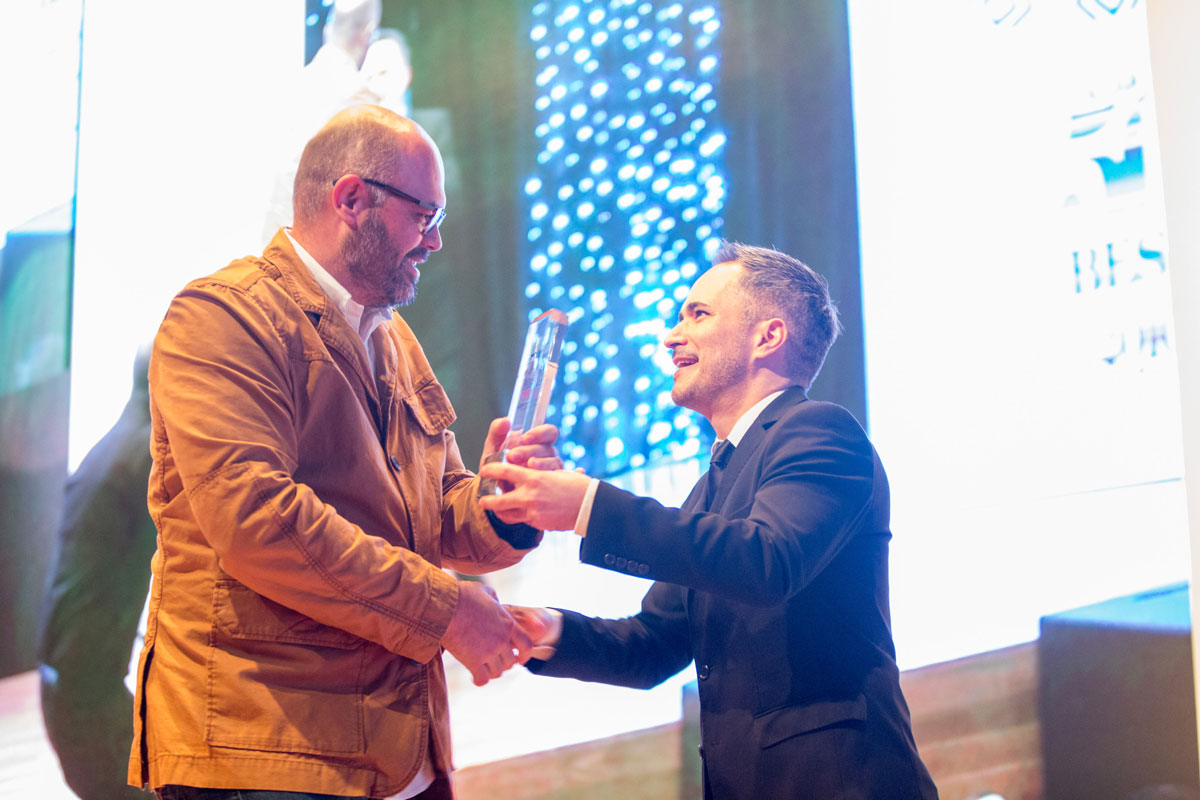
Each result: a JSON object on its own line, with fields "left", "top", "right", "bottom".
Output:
{"left": 423, "top": 224, "right": 443, "bottom": 251}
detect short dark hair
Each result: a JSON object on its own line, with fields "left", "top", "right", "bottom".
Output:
{"left": 714, "top": 241, "right": 842, "bottom": 388}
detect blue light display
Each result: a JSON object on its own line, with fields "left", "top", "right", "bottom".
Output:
{"left": 524, "top": 0, "right": 727, "bottom": 478}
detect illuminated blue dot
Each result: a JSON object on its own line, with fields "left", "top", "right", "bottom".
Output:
{"left": 549, "top": 112, "right": 566, "bottom": 127}
{"left": 647, "top": 421, "right": 673, "bottom": 444}
{"left": 548, "top": 241, "right": 564, "bottom": 256}
{"left": 669, "top": 157, "right": 696, "bottom": 174}
{"left": 568, "top": 231, "right": 584, "bottom": 247}
{"left": 551, "top": 85, "right": 567, "bottom": 100}
{"left": 632, "top": 222, "right": 650, "bottom": 237}
{"left": 592, "top": 30, "right": 609, "bottom": 46}
{"left": 587, "top": 235, "right": 603, "bottom": 250}
{"left": 699, "top": 55, "right": 718, "bottom": 72}
{"left": 536, "top": 65, "right": 559, "bottom": 87}
{"left": 703, "top": 19, "right": 720, "bottom": 34}
{"left": 602, "top": 367, "right": 620, "bottom": 384}
{"left": 628, "top": 144, "right": 645, "bottom": 159}
{"left": 531, "top": 202, "right": 549, "bottom": 220}
{"left": 558, "top": 185, "right": 574, "bottom": 200}
{"left": 625, "top": 270, "right": 644, "bottom": 285}
{"left": 635, "top": 164, "right": 653, "bottom": 181}
{"left": 578, "top": 201, "right": 596, "bottom": 218}
{"left": 699, "top": 132, "right": 726, "bottom": 156}
{"left": 569, "top": 28, "right": 585, "bottom": 44}
{"left": 646, "top": 77, "right": 663, "bottom": 92}
{"left": 591, "top": 81, "right": 609, "bottom": 98}
{"left": 634, "top": 376, "right": 651, "bottom": 392}
{"left": 547, "top": 137, "right": 564, "bottom": 153}
{"left": 628, "top": 114, "right": 646, "bottom": 129}
{"left": 535, "top": 96, "right": 551, "bottom": 111}
{"left": 599, "top": 255, "right": 615, "bottom": 270}
{"left": 606, "top": 438, "right": 624, "bottom": 458}
{"left": 525, "top": 282, "right": 541, "bottom": 298}
{"left": 531, "top": 24, "right": 548, "bottom": 41}
{"left": 598, "top": 180, "right": 614, "bottom": 195}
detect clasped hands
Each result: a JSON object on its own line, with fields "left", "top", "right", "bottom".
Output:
{"left": 442, "top": 418, "right": 586, "bottom": 686}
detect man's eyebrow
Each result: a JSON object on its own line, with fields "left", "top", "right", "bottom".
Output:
{"left": 677, "top": 300, "right": 710, "bottom": 321}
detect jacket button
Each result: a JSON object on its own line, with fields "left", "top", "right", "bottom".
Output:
{"left": 604, "top": 553, "right": 615, "bottom": 566}
{"left": 637, "top": 563, "right": 650, "bottom": 576}
{"left": 389, "top": 455, "right": 402, "bottom": 470}
{"left": 697, "top": 664, "right": 711, "bottom": 680}
{"left": 615, "top": 556, "right": 627, "bottom": 569}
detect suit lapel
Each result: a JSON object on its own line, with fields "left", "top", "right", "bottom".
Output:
{"left": 708, "top": 385, "right": 809, "bottom": 513}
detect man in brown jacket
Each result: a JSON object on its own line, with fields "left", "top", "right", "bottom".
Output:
{"left": 129, "top": 105, "right": 555, "bottom": 800}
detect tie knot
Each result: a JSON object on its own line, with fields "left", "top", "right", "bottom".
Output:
{"left": 710, "top": 439, "right": 734, "bottom": 468}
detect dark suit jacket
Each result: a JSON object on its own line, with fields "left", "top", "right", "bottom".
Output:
{"left": 528, "top": 387, "right": 938, "bottom": 799}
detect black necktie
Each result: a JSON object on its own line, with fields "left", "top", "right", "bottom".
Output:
{"left": 702, "top": 439, "right": 734, "bottom": 510}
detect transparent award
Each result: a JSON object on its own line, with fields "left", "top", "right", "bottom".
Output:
{"left": 478, "top": 309, "right": 569, "bottom": 497}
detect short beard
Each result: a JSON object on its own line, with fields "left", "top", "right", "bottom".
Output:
{"left": 341, "top": 211, "right": 422, "bottom": 308}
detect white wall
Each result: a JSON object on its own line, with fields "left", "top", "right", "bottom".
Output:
{"left": 1146, "top": 0, "right": 1200, "bottom": 776}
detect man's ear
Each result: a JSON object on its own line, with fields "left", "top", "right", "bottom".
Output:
{"left": 331, "top": 175, "right": 371, "bottom": 228}
{"left": 753, "top": 318, "right": 787, "bottom": 362}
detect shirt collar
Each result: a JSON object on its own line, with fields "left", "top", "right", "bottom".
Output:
{"left": 284, "top": 228, "right": 392, "bottom": 344}
{"left": 715, "top": 389, "right": 789, "bottom": 453}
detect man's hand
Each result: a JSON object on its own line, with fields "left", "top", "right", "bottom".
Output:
{"left": 504, "top": 604, "right": 563, "bottom": 663}
{"left": 480, "top": 418, "right": 563, "bottom": 472}
{"left": 477, "top": 462, "right": 592, "bottom": 531}
{"left": 442, "top": 581, "right": 532, "bottom": 687}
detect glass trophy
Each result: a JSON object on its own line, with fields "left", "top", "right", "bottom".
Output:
{"left": 478, "top": 309, "right": 569, "bottom": 497}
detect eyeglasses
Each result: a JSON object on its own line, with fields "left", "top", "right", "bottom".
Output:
{"left": 333, "top": 176, "right": 447, "bottom": 232}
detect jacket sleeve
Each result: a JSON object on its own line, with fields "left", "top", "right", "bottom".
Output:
{"left": 527, "top": 580, "right": 694, "bottom": 689}
{"left": 580, "top": 403, "right": 882, "bottom": 607}
{"left": 151, "top": 281, "right": 459, "bottom": 663}
{"left": 436, "top": 433, "right": 543, "bottom": 574}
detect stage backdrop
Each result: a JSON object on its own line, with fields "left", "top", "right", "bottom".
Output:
{"left": 848, "top": 0, "right": 1191, "bottom": 668}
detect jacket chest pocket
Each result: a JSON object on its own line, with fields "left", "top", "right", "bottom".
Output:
{"left": 385, "top": 379, "right": 455, "bottom": 556}
{"left": 205, "top": 581, "right": 367, "bottom": 755}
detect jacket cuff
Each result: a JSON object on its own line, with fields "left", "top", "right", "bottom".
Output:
{"left": 485, "top": 510, "right": 540, "bottom": 550}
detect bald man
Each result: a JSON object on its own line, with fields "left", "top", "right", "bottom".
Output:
{"left": 129, "top": 106, "right": 556, "bottom": 800}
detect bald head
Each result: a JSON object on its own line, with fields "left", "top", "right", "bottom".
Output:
{"left": 292, "top": 105, "right": 442, "bottom": 227}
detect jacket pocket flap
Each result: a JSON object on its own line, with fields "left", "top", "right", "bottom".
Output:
{"left": 400, "top": 378, "right": 456, "bottom": 436}
{"left": 754, "top": 696, "right": 868, "bottom": 748}
{"left": 212, "top": 580, "right": 360, "bottom": 649}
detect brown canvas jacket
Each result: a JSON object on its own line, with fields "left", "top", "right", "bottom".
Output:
{"left": 129, "top": 230, "right": 539, "bottom": 796}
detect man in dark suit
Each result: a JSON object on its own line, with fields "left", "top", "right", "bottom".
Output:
{"left": 479, "top": 242, "right": 938, "bottom": 799}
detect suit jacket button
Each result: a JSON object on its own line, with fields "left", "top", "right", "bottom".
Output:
{"left": 615, "top": 556, "right": 627, "bottom": 569}
{"left": 389, "top": 455, "right": 402, "bottom": 470}
{"left": 637, "top": 563, "right": 650, "bottom": 576}
{"left": 604, "top": 553, "right": 616, "bottom": 566}
{"left": 697, "top": 664, "right": 711, "bottom": 680}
